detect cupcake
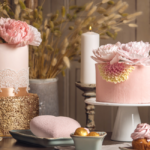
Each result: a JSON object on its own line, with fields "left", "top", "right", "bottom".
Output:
{"left": 131, "top": 123, "right": 150, "bottom": 150}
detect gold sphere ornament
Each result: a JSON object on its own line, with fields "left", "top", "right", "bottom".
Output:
{"left": 74, "top": 127, "right": 88, "bottom": 136}
{"left": 87, "top": 132, "right": 100, "bottom": 136}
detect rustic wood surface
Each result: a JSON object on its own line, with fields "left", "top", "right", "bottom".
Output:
{"left": 0, "top": 132, "right": 127, "bottom": 150}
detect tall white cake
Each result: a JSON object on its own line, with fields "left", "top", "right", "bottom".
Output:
{"left": 0, "top": 44, "right": 29, "bottom": 96}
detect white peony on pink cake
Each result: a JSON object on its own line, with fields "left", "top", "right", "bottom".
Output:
{"left": 92, "top": 41, "right": 150, "bottom": 104}
{"left": 0, "top": 17, "right": 42, "bottom": 136}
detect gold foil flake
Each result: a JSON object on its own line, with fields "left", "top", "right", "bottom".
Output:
{"left": 0, "top": 93, "right": 39, "bottom": 137}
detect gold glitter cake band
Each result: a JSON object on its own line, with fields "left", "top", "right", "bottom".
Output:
{"left": 0, "top": 93, "right": 39, "bottom": 137}
{"left": 0, "top": 87, "right": 28, "bottom": 97}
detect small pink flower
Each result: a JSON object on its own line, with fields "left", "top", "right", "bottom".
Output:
{"left": 0, "top": 17, "right": 42, "bottom": 47}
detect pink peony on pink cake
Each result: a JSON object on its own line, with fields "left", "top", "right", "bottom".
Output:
{"left": 92, "top": 41, "right": 150, "bottom": 104}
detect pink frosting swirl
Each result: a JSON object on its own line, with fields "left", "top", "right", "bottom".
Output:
{"left": 131, "top": 123, "right": 150, "bottom": 141}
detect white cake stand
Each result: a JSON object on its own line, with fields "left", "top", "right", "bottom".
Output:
{"left": 85, "top": 97, "right": 150, "bottom": 142}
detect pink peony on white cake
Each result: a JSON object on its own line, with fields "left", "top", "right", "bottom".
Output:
{"left": 0, "top": 17, "right": 42, "bottom": 97}
{"left": 92, "top": 41, "right": 150, "bottom": 104}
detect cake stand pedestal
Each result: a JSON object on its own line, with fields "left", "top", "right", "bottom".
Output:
{"left": 85, "top": 97, "right": 150, "bottom": 142}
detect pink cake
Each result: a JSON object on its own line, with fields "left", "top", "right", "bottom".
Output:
{"left": 0, "top": 44, "right": 29, "bottom": 96}
{"left": 96, "top": 64, "right": 150, "bottom": 104}
{"left": 92, "top": 41, "right": 150, "bottom": 104}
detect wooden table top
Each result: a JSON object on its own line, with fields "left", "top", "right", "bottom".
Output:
{"left": 0, "top": 132, "right": 129, "bottom": 150}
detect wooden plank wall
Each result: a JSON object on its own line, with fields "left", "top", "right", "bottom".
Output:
{"left": 40, "top": 0, "right": 150, "bottom": 131}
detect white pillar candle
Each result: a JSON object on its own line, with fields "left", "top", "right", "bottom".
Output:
{"left": 80, "top": 31, "right": 99, "bottom": 84}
